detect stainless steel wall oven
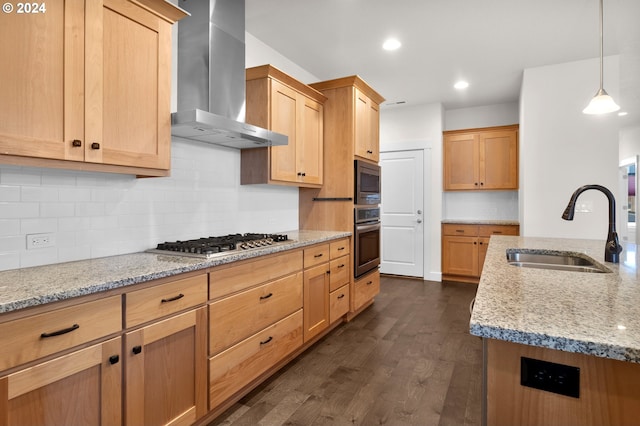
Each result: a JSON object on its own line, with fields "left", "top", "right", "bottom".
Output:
{"left": 354, "top": 206, "right": 381, "bottom": 277}
{"left": 355, "top": 160, "right": 381, "bottom": 205}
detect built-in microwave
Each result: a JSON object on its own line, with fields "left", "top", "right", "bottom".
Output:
{"left": 355, "top": 160, "right": 381, "bottom": 205}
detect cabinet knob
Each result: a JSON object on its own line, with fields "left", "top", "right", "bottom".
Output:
{"left": 109, "top": 355, "right": 120, "bottom": 365}
{"left": 132, "top": 345, "right": 142, "bottom": 355}
{"left": 72, "top": 139, "right": 82, "bottom": 147}
{"left": 473, "top": 241, "right": 477, "bottom": 245}
{"left": 91, "top": 142, "right": 100, "bottom": 150}
{"left": 474, "top": 182, "right": 479, "bottom": 186}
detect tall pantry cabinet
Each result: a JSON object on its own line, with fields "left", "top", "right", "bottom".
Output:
{"left": 300, "top": 76, "right": 385, "bottom": 315}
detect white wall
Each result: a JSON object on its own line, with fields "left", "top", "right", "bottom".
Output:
{"left": 0, "top": 30, "right": 318, "bottom": 272}
{"left": 444, "top": 102, "right": 519, "bottom": 131}
{"left": 380, "top": 103, "right": 443, "bottom": 282}
{"left": 519, "top": 56, "right": 620, "bottom": 240}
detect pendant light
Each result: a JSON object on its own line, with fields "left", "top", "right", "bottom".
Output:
{"left": 583, "top": 0, "right": 620, "bottom": 114}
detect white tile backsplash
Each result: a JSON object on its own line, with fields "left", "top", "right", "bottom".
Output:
{"left": 443, "top": 190, "right": 519, "bottom": 221}
{"left": 0, "top": 139, "right": 299, "bottom": 271}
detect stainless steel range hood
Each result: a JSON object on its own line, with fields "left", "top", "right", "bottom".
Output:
{"left": 172, "top": 0, "right": 287, "bottom": 149}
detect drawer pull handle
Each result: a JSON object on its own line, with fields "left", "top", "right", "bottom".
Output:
{"left": 493, "top": 231, "right": 502, "bottom": 234}
{"left": 337, "top": 294, "right": 345, "bottom": 299}
{"left": 367, "top": 281, "right": 373, "bottom": 285}
{"left": 314, "top": 253, "right": 324, "bottom": 258}
{"left": 260, "top": 336, "right": 273, "bottom": 345}
{"left": 161, "top": 293, "right": 184, "bottom": 303}
{"left": 337, "top": 247, "right": 345, "bottom": 251}
{"left": 132, "top": 345, "right": 142, "bottom": 355}
{"left": 455, "top": 229, "right": 464, "bottom": 233}
{"left": 260, "top": 292, "right": 273, "bottom": 300}
{"left": 40, "top": 323, "right": 79, "bottom": 338}
{"left": 338, "top": 264, "right": 345, "bottom": 268}
{"left": 109, "top": 355, "right": 120, "bottom": 365}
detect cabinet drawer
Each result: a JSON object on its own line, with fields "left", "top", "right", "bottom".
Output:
{"left": 442, "top": 224, "right": 479, "bottom": 236}
{"left": 354, "top": 270, "right": 380, "bottom": 311}
{"left": 210, "top": 251, "right": 303, "bottom": 300}
{"left": 329, "top": 238, "right": 350, "bottom": 259}
{"left": 329, "top": 284, "right": 350, "bottom": 324}
{"left": 478, "top": 225, "right": 519, "bottom": 237}
{"left": 329, "top": 255, "right": 350, "bottom": 292}
{"left": 209, "top": 309, "right": 303, "bottom": 409}
{"left": 125, "top": 274, "right": 208, "bottom": 328}
{"left": 209, "top": 272, "right": 303, "bottom": 355}
{"left": 0, "top": 296, "right": 121, "bottom": 371}
{"left": 304, "top": 244, "right": 330, "bottom": 268}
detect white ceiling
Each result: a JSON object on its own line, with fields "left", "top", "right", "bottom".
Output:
{"left": 246, "top": 0, "right": 637, "bottom": 115}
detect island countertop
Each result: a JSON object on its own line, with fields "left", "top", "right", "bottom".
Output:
{"left": 0, "top": 230, "right": 351, "bottom": 314}
{"left": 470, "top": 235, "right": 640, "bottom": 363}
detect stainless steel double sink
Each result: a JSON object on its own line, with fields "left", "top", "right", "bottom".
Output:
{"left": 506, "top": 250, "right": 611, "bottom": 273}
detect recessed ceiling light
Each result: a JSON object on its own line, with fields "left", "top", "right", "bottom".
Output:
{"left": 618, "top": 111, "right": 628, "bottom": 116}
{"left": 454, "top": 81, "right": 469, "bottom": 90}
{"left": 382, "top": 38, "right": 401, "bottom": 51}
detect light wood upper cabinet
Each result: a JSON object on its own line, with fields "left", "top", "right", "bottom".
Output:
{"left": 0, "top": 0, "right": 186, "bottom": 177}
{"left": 443, "top": 125, "right": 519, "bottom": 190}
{"left": 242, "top": 65, "right": 326, "bottom": 187}
{"left": 354, "top": 88, "right": 381, "bottom": 163}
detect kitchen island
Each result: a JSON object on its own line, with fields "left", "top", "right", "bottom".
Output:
{"left": 470, "top": 235, "right": 640, "bottom": 425}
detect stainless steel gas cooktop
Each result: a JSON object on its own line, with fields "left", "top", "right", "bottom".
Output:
{"left": 148, "top": 233, "right": 290, "bottom": 258}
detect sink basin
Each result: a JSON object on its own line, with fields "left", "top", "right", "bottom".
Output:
{"left": 506, "top": 250, "right": 611, "bottom": 273}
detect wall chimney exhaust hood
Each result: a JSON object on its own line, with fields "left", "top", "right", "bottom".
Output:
{"left": 171, "top": 0, "right": 287, "bottom": 149}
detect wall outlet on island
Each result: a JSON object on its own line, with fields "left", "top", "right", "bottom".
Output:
{"left": 26, "top": 233, "right": 56, "bottom": 250}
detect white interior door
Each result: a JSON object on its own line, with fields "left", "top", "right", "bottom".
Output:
{"left": 380, "top": 150, "right": 424, "bottom": 277}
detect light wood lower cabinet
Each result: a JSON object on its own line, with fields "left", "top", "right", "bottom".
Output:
{"left": 303, "top": 262, "right": 330, "bottom": 342}
{"left": 125, "top": 307, "right": 208, "bottom": 426}
{"left": 209, "top": 310, "right": 303, "bottom": 409}
{"left": 441, "top": 223, "right": 519, "bottom": 283}
{"left": 329, "top": 284, "right": 350, "bottom": 324}
{"left": 354, "top": 269, "right": 380, "bottom": 311}
{"left": 0, "top": 337, "right": 122, "bottom": 426}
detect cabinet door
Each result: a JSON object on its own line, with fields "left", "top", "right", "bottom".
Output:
{"left": 479, "top": 130, "right": 518, "bottom": 189}
{"left": 0, "top": 338, "right": 121, "bottom": 426}
{"left": 0, "top": 1, "right": 84, "bottom": 162}
{"left": 298, "top": 97, "right": 324, "bottom": 186}
{"left": 125, "top": 307, "right": 208, "bottom": 426}
{"left": 443, "top": 133, "right": 480, "bottom": 190}
{"left": 478, "top": 237, "right": 491, "bottom": 275}
{"left": 269, "top": 79, "right": 299, "bottom": 182}
{"left": 354, "top": 89, "right": 380, "bottom": 162}
{"left": 85, "top": 0, "right": 172, "bottom": 170}
{"left": 303, "top": 263, "right": 330, "bottom": 342}
{"left": 442, "top": 236, "right": 479, "bottom": 277}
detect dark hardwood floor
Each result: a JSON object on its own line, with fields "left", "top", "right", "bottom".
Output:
{"left": 210, "top": 276, "right": 482, "bottom": 425}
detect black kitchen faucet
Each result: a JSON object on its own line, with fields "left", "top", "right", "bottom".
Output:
{"left": 561, "top": 184, "right": 623, "bottom": 263}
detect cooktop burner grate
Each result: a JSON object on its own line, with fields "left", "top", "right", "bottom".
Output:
{"left": 151, "top": 233, "right": 289, "bottom": 257}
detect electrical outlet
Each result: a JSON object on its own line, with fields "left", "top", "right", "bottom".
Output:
{"left": 26, "top": 233, "right": 56, "bottom": 250}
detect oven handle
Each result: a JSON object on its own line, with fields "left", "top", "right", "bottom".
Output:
{"left": 356, "top": 222, "right": 381, "bottom": 232}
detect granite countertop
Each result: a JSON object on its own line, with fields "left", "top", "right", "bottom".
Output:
{"left": 0, "top": 230, "right": 351, "bottom": 315}
{"left": 441, "top": 219, "right": 520, "bottom": 226}
{"left": 470, "top": 236, "right": 640, "bottom": 363}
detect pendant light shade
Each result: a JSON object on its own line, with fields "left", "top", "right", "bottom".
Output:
{"left": 583, "top": 0, "right": 620, "bottom": 115}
